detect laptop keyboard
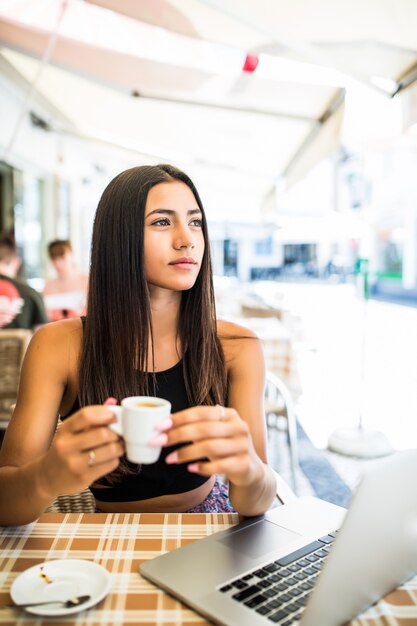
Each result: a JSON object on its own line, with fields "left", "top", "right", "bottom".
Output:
{"left": 218, "top": 531, "right": 338, "bottom": 625}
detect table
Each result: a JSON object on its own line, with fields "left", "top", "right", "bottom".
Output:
{"left": 1, "top": 513, "right": 417, "bottom": 625}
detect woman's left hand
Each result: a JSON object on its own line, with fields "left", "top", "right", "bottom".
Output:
{"left": 149, "top": 405, "right": 264, "bottom": 488}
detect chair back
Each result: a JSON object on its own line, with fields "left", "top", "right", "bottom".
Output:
{"left": 265, "top": 370, "right": 299, "bottom": 494}
{"left": 0, "top": 329, "right": 31, "bottom": 427}
{"left": 46, "top": 488, "right": 96, "bottom": 513}
{"left": 241, "top": 303, "right": 282, "bottom": 320}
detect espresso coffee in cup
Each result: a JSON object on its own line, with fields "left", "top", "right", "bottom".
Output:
{"left": 135, "top": 401, "right": 164, "bottom": 408}
{"left": 108, "top": 396, "right": 171, "bottom": 463}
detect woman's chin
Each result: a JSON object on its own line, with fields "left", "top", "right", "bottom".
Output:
{"left": 148, "top": 278, "right": 197, "bottom": 292}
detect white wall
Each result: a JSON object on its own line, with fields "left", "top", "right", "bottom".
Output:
{"left": 0, "top": 70, "right": 134, "bottom": 274}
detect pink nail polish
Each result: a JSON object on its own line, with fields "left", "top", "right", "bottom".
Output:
{"left": 155, "top": 418, "right": 173, "bottom": 432}
{"left": 187, "top": 463, "right": 200, "bottom": 473}
{"left": 165, "top": 451, "right": 178, "bottom": 464}
{"left": 104, "top": 397, "right": 117, "bottom": 406}
{"left": 148, "top": 433, "right": 168, "bottom": 447}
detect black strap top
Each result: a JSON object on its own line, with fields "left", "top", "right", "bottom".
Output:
{"left": 61, "top": 324, "right": 209, "bottom": 502}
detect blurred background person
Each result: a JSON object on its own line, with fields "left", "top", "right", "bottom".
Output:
{"left": 43, "top": 240, "right": 89, "bottom": 322}
{"left": 0, "top": 234, "right": 48, "bottom": 330}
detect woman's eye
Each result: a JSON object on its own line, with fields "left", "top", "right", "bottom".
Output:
{"left": 190, "top": 219, "right": 203, "bottom": 228}
{"left": 152, "top": 218, "right": 170, "bottom": 226}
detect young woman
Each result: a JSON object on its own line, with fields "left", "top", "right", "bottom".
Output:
{"left": 0, "top": 164, "right": 277, "bottom": 525}
{"left": 43, "top": 239, "right": 89, "bottom": 321}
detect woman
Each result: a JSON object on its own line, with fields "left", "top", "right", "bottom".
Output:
{"left": 43, "top": 239, "right": 89, "bottom": 321}
{"left": 0, "top": 164, "right": 277, "bottom": 526}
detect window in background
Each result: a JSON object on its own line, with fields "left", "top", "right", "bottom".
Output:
{"left": 13, "top": 171, "right": 45, "bottom": 280}
{"left": 255, "top": 237, "right": 273, "bottom": 255}
{"left": 223, "top": 239, "right": 238, "bottom": 277}
{"left": 284, "top": 243, "right": 316, "bottom": 265}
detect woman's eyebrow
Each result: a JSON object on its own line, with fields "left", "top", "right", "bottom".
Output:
{"left": 146, "top": 208, "right": 202, "bottom": 217}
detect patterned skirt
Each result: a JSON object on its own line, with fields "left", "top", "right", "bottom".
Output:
{"left": 186, "top": 479, "right": 235, "bottom": 513}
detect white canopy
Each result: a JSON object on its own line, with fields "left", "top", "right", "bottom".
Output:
{"left": 88, "top": 0, "right": 417, "bottom": 93}
{"left": 0, "top": 0, "right": 415, "bottom": 219}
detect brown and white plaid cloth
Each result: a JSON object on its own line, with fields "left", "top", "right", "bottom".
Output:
{"left": 0, "top": 512, "right": 416, "bottom": 625}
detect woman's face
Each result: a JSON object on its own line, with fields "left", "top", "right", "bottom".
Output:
{"left": 51, "top": 250, "right": 73, "bottom": 275}
{"left": 143, "top": 181, "right": 205, "bottom": 293}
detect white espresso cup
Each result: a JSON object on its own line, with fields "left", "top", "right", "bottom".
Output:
{"left": 108, "top": 396, "right": 171, "bottom": 464}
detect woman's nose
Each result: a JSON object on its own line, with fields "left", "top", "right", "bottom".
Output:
{"left": 174, "top": 239, "right": 195, "bottom": 251}
{"left": 173, "top": 227, "right": 195, "bottom": 250}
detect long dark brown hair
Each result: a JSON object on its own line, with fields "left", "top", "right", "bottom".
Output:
{"left": 79, "top": 164, "right": 227, "bottom": 426}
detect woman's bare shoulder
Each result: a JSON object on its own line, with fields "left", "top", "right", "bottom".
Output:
{"left": 217, "top": 318, "right": 258, "bottom": 340}
{"left": 18, "top": 319, "right": 82, "bottom": 404}
{"left": 33, "top": 318, "right": 82, "bottom": 340}
{"left": 29, "top": 318, "right": 83, "bottom": 356}
{"left": 217, "top": 319, "right": 265, "bottom": 393}
{"left": 217, "top": 319, "right": 261, "bottom": 363}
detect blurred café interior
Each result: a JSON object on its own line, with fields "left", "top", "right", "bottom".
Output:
{"left": 1, "top": 0, "right": 417, "bottom": 499}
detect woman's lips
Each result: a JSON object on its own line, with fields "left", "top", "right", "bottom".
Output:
{"left": 169, "top": 257, "right": 197, "bottom": 269}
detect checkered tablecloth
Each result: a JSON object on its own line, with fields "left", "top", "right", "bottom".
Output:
{"left": 0, "top": 513, "right": 416, "bottom": 625}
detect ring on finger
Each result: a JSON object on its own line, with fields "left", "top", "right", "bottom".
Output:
{"left": 87, "top": 448, "right": 96, "bottom": 468}
{"left": 216, "top": 404, "right": 226, "bottom": 421}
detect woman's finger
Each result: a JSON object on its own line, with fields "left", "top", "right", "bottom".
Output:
{"left": 79, "top": 427, "right": 123, "bottom": 454}
{"left": 150, "top": 420, "right": 237, "bottom": 447}
{"left": 186, "top": 456, "right": 243, "bottom": 477}
{"left": 165, "top": 437, "right": 248, "bottom": 465}
{"left": 103, "top": 397, "right": 117, "bottom": 406}
{"left": 61, "top": 406, "right": 118, "bottom": 434}
{"left": 170, "top": 405, "right": 234, "bottom": 429}
{"left": 187, "top": 455, "right": 259, "bottom": 486}
{"left": 55, "top": 424, "right": 121, "bottom": 456}
{"left": 80, "top": 441, "right": 124, "bottom": 470}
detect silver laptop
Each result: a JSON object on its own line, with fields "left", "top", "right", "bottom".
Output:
{"left": 140, "top": 449, "right": 417, "bottom": 626}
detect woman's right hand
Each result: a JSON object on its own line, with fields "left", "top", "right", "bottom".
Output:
{"left": 36, "top": 404, "right": 124, "bottom": 499}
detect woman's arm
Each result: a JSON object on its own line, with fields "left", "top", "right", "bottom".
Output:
{"left": 221, "top": 322, "right": 277, "bottom": 515}
{"left": 151, "top": 321, "right": 277, "bottom": 516}
{"left": 0, "top": 321, "right": 123, "bottom": 526}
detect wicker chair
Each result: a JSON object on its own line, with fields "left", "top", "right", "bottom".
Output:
{"left": 0, "top": 329, "right": 32, "bottom": 429}
{"left": 46, "top": 488, "right": 96, "bottom": 513}
{"left": 0, "top": 334, "right": 96, "bottom": 514}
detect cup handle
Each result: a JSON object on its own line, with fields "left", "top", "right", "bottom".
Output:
{"left": 107, "top": 405, "right": 123, "bottom": 436}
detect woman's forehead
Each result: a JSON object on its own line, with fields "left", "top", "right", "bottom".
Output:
{"left": 146, "top": 181, "right": 198, "bottom": 211}
{"left": 50, "top": 246, "right": 71, "bottom": 258}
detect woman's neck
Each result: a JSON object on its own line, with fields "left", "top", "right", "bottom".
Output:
{"left": 147, "top": 288, "right": 181, "bottom": 371}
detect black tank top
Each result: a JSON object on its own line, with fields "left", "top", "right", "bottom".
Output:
{"left": 61, "top": 322, "right": 209, "bottom": 502}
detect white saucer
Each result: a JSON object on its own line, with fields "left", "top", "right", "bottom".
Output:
{"left": 10, "top": 559, "right": 111, "bottom": 616}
